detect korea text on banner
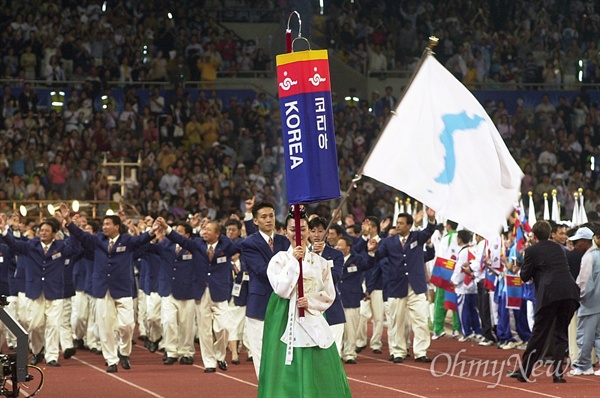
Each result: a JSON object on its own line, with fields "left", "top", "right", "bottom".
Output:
{"left": 361, "top": 54, "right": 523, "bottom": 241}
{"left": 276, "top": 49, "right": 340, "bottom": 204}
{"left": 505, "top": 275, "right": 523, "bottom": 310}
{"left": 430, "top": 257, "right": 456, "bottom": 292}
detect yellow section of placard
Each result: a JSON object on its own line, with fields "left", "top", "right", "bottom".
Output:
{"left": 276, "top": 49, "right": 329, "bottom": 66}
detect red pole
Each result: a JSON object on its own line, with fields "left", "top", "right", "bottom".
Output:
{"left": 285, "top": 29, "right": 292, "bottom": 53}
{"left": 294, "top": 205, "right": 304, "bottom": 318}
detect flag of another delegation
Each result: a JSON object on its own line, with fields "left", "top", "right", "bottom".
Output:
{"left": 505, "top": 275, "right": 523, "bottom": 310}
{"left": 430, "top": 257, "right": 456, "bottom": 291}
{"left": 276, "top": 49, "right": 340, "bottom": 203}
{"left": 361, "top": 54, "right": 523, "bottom": 241}
{"left": 444, "top": 290, "right": 457, "bottom": 311}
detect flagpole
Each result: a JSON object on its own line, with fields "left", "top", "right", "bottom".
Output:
{"left": 286, "top": 11, "right": 305, "bottom": 318}
{"left": 326, "top": 37, "right": 439, "bottom": 231}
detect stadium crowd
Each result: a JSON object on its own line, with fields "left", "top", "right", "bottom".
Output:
{"left": 325, "top": 0, "right": 600, "bottom": 87}
{"left": 1, "top": 0, "right": 600, "bottom": 384}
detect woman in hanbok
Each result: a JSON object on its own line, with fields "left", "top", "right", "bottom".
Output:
{"left": 258, "top": 207, "right": 351, "bottom": 397}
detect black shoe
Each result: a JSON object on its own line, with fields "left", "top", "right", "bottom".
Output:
{"left": 106, "top": 364, "right": 118, "bottom": 373}
{"left": 164, "top": 357, "right": 177, "bottom": 365}
{"left": 388, "top": 355, "right": 394, "bottom": 361}
{"left": 217, "top": 360, "right": 228, "bottom": 371}
{"left": 553, "top": 376, "right": 566, "bottom": 383}
{"left": 180, "top": 357, "right": 194, "bottom": 365}
{"left": 246, "top": 356, "right": 253, "bottom": 362}
{"left": 231, "top": 359, "right": 240, "bottom": 365}
{"left": 516, "top": 375, "right": 528, "bottom": 383}
{"left": 138, "top": 335, "right": 147, "bottom": 342}
{"left": 63, "top": 347, "right": 76, "bottom": 359}
{"left": 119, "top": 355, "right": 131, "bottom": 370}
{"left": 507, "top": 370, "right": 521, "bottom": 378}
{"left": 148, "top": 341, "right": 158, "bottom": 353}
{"left": 204, "top": 367, "right": 216, "bottom": 373}
{"left": 345, "top": 359, "right": 357, "bottom": 364}
{"left": 73, "top": 339, "right": 85, "bottom": 349}
{"left": 29, "top": 353, "right": 43, "bottom": 365}
{"left": 355, "top": 345, "right": 366, "bottom": 353}
{"left": 46, "top": 360, "right": 61, "bottom": 367}
{"left": 414, "top": 356, "right": 432, "bottom": 363}
{"left": 372, "top": 349, "right": 382, "bottom": 354}
{"left": 393, "top": 356, "right": 404, "bottom": 364}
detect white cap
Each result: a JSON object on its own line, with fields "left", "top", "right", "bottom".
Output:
{"left": 568, "top": 227, "right": 594, "bottom": 241}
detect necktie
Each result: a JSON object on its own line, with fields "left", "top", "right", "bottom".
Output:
{"left": 175, "top": 245, "right": 181, "bottom": 255}
{"left": 108, "top": 240, "right": 114, "bottom": 252}
{"left": 401, "top": 237, "right": 407, "bottom": 248}
{"left": 207, "top": 245, "right": 214, "bottom": 262}
{"left": 43, "top": 245, "right": 49, "bottom": 255}
{"left": 268, "top": 236, "right": 274, "bottom": 252}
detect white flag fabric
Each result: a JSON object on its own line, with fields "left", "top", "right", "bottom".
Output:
{"left": 528, "top": 194, "right": 537, "bottom": 225}
{"left": 393, "top": 199, "right": 401, "bottom": 223}
{"left": 361, "top": 54, "right": 523, "bottom": 241}
{"left": 580, "top": 192, "right": 588, "bottom": 225}
{"left": 551, "top": 193, "right": 560, "bottom": 222}
{"left": 572, "top": 197, "right": 580, "bottom": 226}
{"left": 543, "top": 195, "right": 550, "bottom": 220}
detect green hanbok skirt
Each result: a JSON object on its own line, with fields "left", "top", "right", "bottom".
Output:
{"left": 257, "top": 293, "right": 352, "bottom": 397}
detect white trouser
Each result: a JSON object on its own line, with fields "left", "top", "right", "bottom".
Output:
{"left": 28, "top": 293, "right": 63, "bottom": 362}
{"left": 357, "top": 290, "right": 384, "bottom": 350}
{"left": 96, "top": 291, "right": 134, "bottom": 366}
{"left": 71, "top": 291, "right": 89, "bottom": 341}
{"left": 342, "top": 307, "right": 360, "bottom": 360}
{"left": 137, "top": 289, "right": 147, "bottom": 336}
{"left": 60, "top": 298, "right": 74, "bottom": 350}
{"left": 161, "top": 295, "right": 195, "bottom": 358}
{"left": 86, "top": 294, "right": 101, "bottom": 350}
{"left": 245, "top": 317, "right": 264, "bottom": 379}
{"left": 146, "top": 292, "right": 162, "bottom": 343}
{"left": 330, "top": 323, "right": 345, "bottom": 358}
{"left": 195, "top": 287, "right": 229, "bottom": 368}
{"left": 388, "top": 286, "right": 431, "bottom": 358}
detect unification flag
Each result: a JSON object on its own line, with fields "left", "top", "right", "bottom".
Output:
{"left": 361, "top": 53, "right": 523, "bottom": 241}
{"left": 276, "top": 49, "right": 340, "bottom": 204}
{"left": 505, "top": 275, "right": 523, "bottom": 310}
{"left": 430, "top": 257, "right": 456, "bottom": 292}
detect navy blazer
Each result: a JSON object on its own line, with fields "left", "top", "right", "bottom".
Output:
{"left": 136, "top": 245, "right": 161, "bottom": 295}
{"left": 82, "top": 250, "right": 94, "bottom": 295}
{"left": 66, "top": 223, "right": 154, "bottom": 299}
{"left": 72, "top": 256, "right": 87, "bottom": 292}
{"left": 231, "top": 237, "right": 249, "bottom": 307}
{"left": 153, "top": 239, "right": 199, "bottom": 300}
{"left": 235, "top": 231, "right": 290, "bottom": 319}
{"left": 372, "top": 222, "right": 436, "bottom": 298}
{"left": 321, "top": 245, "right": 346, "bottom": 325}
{"left": 1, "top": 243, "right": 17, "bottom": 296}
{"left": 339, "top": 253, "right": 371, "bottom": 308}
{"left": 0, "top": 244, "right": 12, "bottom": 296}
{"left": 62, "top": 245, "right": 83, "bottom": 298}
{"left": 167, "top": 230, "right": 236, "bottom": 302}
{"left": 1, "top": 232, "right": 78, "bottom": 300}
